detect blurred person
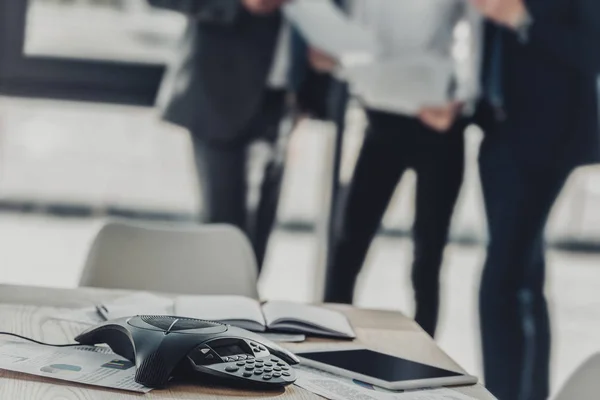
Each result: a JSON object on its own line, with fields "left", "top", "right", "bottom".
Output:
{"left": 470, "top": 0, "right": 600, "bottom": 398}
{"left": 149, "top": 0, "right": 306, "bottom": 270}
{"left": 321, "top": 0, "right": 482, "bottom": 338}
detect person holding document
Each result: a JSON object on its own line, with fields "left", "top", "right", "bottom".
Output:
{"left": 468, "top": 0, "right": 600, "bottom": 398}
{"left": 321, "top": 0, "right": 482, "bottom": 338}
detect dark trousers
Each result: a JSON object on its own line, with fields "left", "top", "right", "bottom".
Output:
{"left": 324, "top": 110, "right": 466, "bottom": 337}
{"left": 478, "top": 134, "right": 571, "bottom": 400}
{"left": 190, "top": 90, "right": 288, "bottom": 270}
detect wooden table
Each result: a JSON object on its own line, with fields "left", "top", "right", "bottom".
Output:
{"left": 0, "top": 285, "right": 495, "bottom": 399}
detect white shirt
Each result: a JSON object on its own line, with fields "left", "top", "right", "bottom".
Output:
{"left": 348, "top": 0, "right": 483, "bottom": 113}
{"left": 267, "top": 23, "right": 292, "bottom": 89}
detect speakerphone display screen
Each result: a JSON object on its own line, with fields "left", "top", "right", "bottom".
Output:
{"left": 213, "top": 344, "right": 246, "bottom": 357}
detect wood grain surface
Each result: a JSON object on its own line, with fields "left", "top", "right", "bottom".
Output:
{"left": 0, "top": 285, "right": 495, "bottom": 399}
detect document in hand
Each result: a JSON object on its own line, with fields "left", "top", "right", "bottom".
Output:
{"left": 175, "top": 296, "right": 356, "bottom": 339}
{"left": 283, "top": 0, "right": 382, "bottom": 66}
{"left": 283, "top": 1, "right": 455, "bottom": 116}
{"left": 343, "top": 56, "right": 455, "bottom": 116}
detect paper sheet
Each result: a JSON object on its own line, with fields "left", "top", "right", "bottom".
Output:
{"left": 283, "top": 0, "right": 381, "bottom": 66}
{"left": 0, "top": 339, "right": 151, "bottom": 393}
{"left": 342, "top": 56, "right": 454, "bottom": 115}
{"left": 283, "top": 1, "right": 456, "bottom": 115}
{"left": 48, "top": 292, "right": 174, "bottom": 326}
{"left": 295, "top": 366, "right": 477, "bottom": 400}
{"left": 102, "top": 292, "right": 174, "bottom": 319}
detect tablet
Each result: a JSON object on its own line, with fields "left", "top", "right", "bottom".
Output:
{"left": 297, "top": 348, "right": 478, "bottom": 391}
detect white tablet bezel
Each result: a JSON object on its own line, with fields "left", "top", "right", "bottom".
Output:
{"left": 296, "top": 347, "right": 478, "bottom": 391}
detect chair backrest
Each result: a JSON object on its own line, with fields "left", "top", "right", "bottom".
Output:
{"left": 554, "top": 353, "right": 600, "bottom": 400}
{"left": 79, "top": 220, "right": 259, "bottom": 299}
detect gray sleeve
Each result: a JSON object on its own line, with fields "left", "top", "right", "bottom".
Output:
{"left": 147, "top": 0, "right": 241, "bottom": 25}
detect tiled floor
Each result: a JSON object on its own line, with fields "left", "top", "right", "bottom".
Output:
{"left": 3, "top": 96, "right": 600, "bottom": 243}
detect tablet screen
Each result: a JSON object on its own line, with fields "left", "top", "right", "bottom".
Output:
{"left": 299, "top": 349, "right": 463, "bottom": 383}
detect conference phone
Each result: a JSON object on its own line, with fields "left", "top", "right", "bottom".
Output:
{"left": 75, "top": 315, "right": 299, "bottom": 389}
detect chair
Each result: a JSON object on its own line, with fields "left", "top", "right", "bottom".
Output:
{"left": 79, "top": 220, "right": 259, "bottom": 299}
{"left": 554, "top": 353, "right": 600, "bottom": 400}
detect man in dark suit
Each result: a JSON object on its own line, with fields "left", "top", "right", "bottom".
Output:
{"left": 470, "top": 0, "right": 600, "bottom": 398}
{"left": 150, "top": 0, "right": 294, "bottom": 270}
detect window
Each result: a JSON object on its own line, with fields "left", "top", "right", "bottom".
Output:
{"left": 0, "top": 0, "right": 186, "bottom": 105}
{"left": 25, "top": 0, "right": 185, "bottom": 64}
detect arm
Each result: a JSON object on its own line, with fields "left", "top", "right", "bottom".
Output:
{"left": 526, "top": 0, "right": 600, "bottom": 76}
{"left": 417, "top": 2, "right": 478, "bottom": 131}
{"left": 147, "top": 0, "right": 240, "bottom": 25}
{"left": 453, "top": 1, "right": 484, "bottom": 115}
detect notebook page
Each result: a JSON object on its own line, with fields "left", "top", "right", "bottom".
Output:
{"left": 175, "top": 295, "right": 266, "bottom": 331}
{"left": 262, "top": 301, "right": 355, "bottom": 338}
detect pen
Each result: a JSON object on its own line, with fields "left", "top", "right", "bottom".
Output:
{"left": 95, "top": 305, "right": 109, "bottom": 321}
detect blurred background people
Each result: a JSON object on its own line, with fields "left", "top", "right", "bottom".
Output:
{"left": 471, "top": 0, "right": 600, "bottom": 398}
{"left": 322, "top": 0, "right": 482, "bottom": 338}
{"left": 150, "top": 0, "right": 294, "bottom": 270}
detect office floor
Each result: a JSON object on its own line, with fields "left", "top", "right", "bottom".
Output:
{"left": 1, "top": 96, "right": 600, "bottom": 397}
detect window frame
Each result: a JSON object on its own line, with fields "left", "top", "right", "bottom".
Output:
{"left": 0, "top": 0, "right": 165, "bottom": 105}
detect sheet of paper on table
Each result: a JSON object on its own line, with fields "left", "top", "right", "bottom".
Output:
{"left": 0, "top": 338, "right": 151, "bottom": 393}
{"left": 295, "top": 366, "right": 477, "bottom": 400}
{"left": 48, "top": 292, "right": 175, "bottom": 325}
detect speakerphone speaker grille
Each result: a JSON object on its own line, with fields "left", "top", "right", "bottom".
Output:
{"left": 139, "top": 315, "right": 223, "bottom": 331}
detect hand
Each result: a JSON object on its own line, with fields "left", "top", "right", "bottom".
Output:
{"left": 241, "top": 0, "right": 287, "bottom": 15}
{"left": 470, "top": 0, "right": 528, "bottom": 29}
{"left": 418, "top": 102, "right": 462, "bottom": 133}
{"left": 308, "top": 47, "right": 338, "bottom": 73}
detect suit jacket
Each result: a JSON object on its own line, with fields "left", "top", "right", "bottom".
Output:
{"left": 477, "top": 0, "right": 600, "bottom": 169}
{"left": 149, "top": 0, "right": 282, "bottom": 142}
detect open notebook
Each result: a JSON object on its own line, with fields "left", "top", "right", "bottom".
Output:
{"left": 174, "top": 296, "right": 356, "bottom": 340}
